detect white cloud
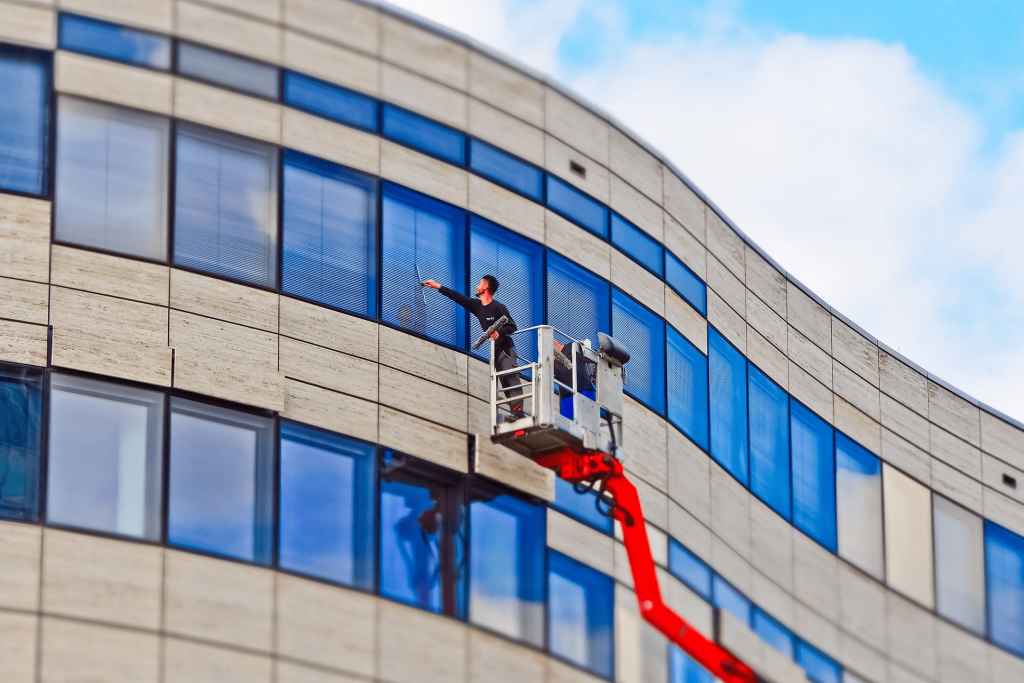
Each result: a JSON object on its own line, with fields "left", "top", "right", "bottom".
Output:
{"left": 386, "top": 0, "right": 1024, "bottom": 420}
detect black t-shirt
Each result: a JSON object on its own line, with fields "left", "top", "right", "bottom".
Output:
{"left": 438, "top": 287, "right": 517, "bottom": 352}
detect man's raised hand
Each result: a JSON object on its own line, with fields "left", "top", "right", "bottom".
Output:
{"left": 422, "top": 279, "right": 441, "bottom": 289}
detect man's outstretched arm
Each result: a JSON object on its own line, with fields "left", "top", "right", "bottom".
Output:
{"left": 422, "top": 279, "right": 480, "bottom": 314}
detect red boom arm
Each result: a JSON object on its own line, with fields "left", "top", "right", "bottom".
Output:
{"left": 535, "top": 447, "right": 759, "bottom": 683}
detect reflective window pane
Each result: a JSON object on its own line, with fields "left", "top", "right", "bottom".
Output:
{"left": 0, "top": 364, "right": 44, "bottom": 522}
{"left": 548, "top": 551, "right": 614, "bottom": 678}
{"left": 551, "top": 476, "right": 613, "bottom": 533}
{"left": 47, "top": 375, "right": 163, "bottom": 539}
{"left": 748, "top": 364, "right": 790, "bottom": 519}
{"left": 283, "top": 151, "right": 377, "bottom": 317}
{"left": 667, "top": 327, "right": 709, "bottom": 451}
{"left": 709, "top": 328, "right": 748, "bottom": 485}
{"left": 177, "top": 43, "right": 279, "bottom": 99}
{"left": 469, "top": 139, "right": 542, "bottom": 200}
{"left": 546, "top": 176, "right": 608, "bottom": 237}
{"left": 469, "top": 490, "right": 545, "bottom": 645}
{"left": 671, "top": 647, "right": 713, "bottom": 683}
{"left": 668, "top": 540, "right": 711, "bottom": 600}
{"left": 986, "top": 521, "right": 1024, "bottom": 656}
{"left": 284, "top": 72, "right": 378, "bottom": 131}
{"left": 0, "top": 47, "right": 49, "bottom": 195}
{"left": 278, "top": 422, "right": 375, "bottom": 588}
{"left": 836, "top": 434, "right": 883, "bottom": 579}
{"left": 713, "top": 575, "right": 751, "bottom": 625}
{"left": 934, "top": 495, "right": 986, "bottom": 633}
{"left": 790, "top": 400, "right": 836, "bottom": 552}
{"left": 883, "top": 464, "right": 933, "bottom": 606}
{"left": 381, "top": 183, "right": 467, "bottom": 347}
{"left": 55, "top": 97, "right": 169, "bottom": 261}
{"left": 753, "top": 609, "right": 794, "bottom": 659}
{"left": 174, "top": 125, "right": 278, "bottom": 287}
{"left": 59, "top": 14, "right": 170, "bottom": 69}
{"left": 611, "top": 213, "right": 663, "bottom": 276}
{"left": 612, "top": 288, "right": 666, "bottom": 414}
{"left": 796, "top": 641, "right": 841, "bottom": 683}
{"left": 168, "top": 399, "right": 275, "bottom": 563}
{"left": 382, "top": 105, "right": 465, "bottom": 165}
{"left": 547, "top": 251, "right": 610, "bottom": 351}
{"left": 666, "top": 252, "right": 706, "bottom": 316}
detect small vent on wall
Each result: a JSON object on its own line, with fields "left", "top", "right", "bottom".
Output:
{"left": 570, "top": 161, "right": 586, "bottom": 179}
{"left": 1004, "top": 473, "right": 1017, "bottom": 489}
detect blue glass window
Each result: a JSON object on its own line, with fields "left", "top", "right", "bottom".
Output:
{"left": 548, "top": 551, "right": 614, "bottom": 678}
{"left": 713, "top": 575, "right": 751, "bottom": 625}
{"left": 382, "top": 105, "right": 465, "bottom": 165}
{"left": 986, "top": 521, "right": 1024, "bottom": 656}
{"left": 168, "top": 398, "right": 275, "bottom": 563}
{"left": 284, "top": 72, "right": 378, "bottom": 132}
{"left": 611, "top": 214, "right": 663, "bottom": 276}
{"left": 469, "top": 216, "right": 544, "bottom": 361}
{"left": 671, "top": 647, "right": 713, "bottom": 683}
{"left": 546, "top": 176, "right": 608, "bottom": 237}
{"left": 469, "top": 139, "right": 542, "bottom": 200}
{"left": 0, "top": 364, "right": 44, "bottom": 522}
{"left": 835, "top": 434, "right": 884, "bottom": 579}
{"left": 547, "top": 251, "right": 610, "bottom": 350}
{"left": 668, "top": 540, "right": 711, "bottom": 600}
{"left": 753, "top": 609, "right": 794, "bottom": 658}
{"left": 612, "top": 288, "right": 666, "bottom": 414}
{"left": 55, "top": 97, "right": 170, "bottom": 261}
{"left": 177, "top": 43, "right": 278, "bottom": 99}
{"left": 469, "top": 489, "right": 545, "bottom": 645}
{"left": 666, "top": 327, "right": 709, "bottom": 451}
{"left": 47, "top": 375, "right": 164, "bottom": 540}
{"left": 552, "top": 476, "right": 613, "bottom": 533}
{"left": 666, "top": 252, "right": 706, "bottom": 316}
{"left": 0, "top": 47, "right": 49, "bottom": 196}
{"left": 379, "top": 450, "right": 465, "bottom": 617}
{"left": 748, "top": 364, "right": 790, "bottom": 519}
{"left": 709, "top": 328, "right": 748, "bottom": 485}
{"left": 381, "top": 183, "right": 467, "bottom": 347}
{"left": 796, "top": 642, "right": 841, "bottom": 683}
{"left": 790, "top": 400, "right": 837, "bottom": 552}
{"left": 278, "top": 422, "right": 375, "bottom": 589}
{"left": 174, "top": 125, "right": 278, "bottom": 287}
{"left": 283, "top": 151, "right": 377, "bottom": 317}
{"left": 59, "top": 14, "right": 171, "bottom": 69}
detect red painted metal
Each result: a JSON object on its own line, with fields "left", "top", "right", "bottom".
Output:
{"left": 534, "top": 447, "right": 759, "bottom": 683}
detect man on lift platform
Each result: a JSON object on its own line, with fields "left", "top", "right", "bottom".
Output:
{"left": 421, "top": 275, "right": 525, "bottom": 419}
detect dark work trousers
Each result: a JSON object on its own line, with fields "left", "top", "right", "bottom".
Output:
{"left": 495, "top": 345, "right": 523, "bottom": 411}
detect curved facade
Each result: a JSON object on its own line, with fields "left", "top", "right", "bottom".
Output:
{"left": 0, "top": 2, "right": 1022, "bottom": 683}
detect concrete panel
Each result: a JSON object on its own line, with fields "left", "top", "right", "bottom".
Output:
{"left": 611, "top": 251, "right": 664, "bottom": 316}
{"left": 381, "top": 64, "right": 467, "bottom": 129}
{"left": 793, "top": 601, "right": 840, "bottom": 660}
{"left": 379, "top": 326, "right": 467, "bottom": 391}
{"left": 468, "top": 98, "right": 544, "bottom": 166}
{"left": 705, "top": 211, "right": 744, "bottom": 281}
{"left": 163, "top": 550, "right": 274, "bottom": 652}
{"left": 379, "top": 365, "right": 467, "bottom": 432}
{"left": 839, "top": 635, "right": 887, "bottom": 683}
{"left": 283, "top": 0, "right": 379, "bottom": 55}
{"left": 200, "top": 0, "right": 279, "bottom": 22}
{"left": 609, "top": 128, "right": 663, "bottom": 204}
{"left": 788, "top": 362, "right": 833, "bottom": 424}
{"left": 833, "top": 361, "right": 880, "bottom": 422}
{"left": 663, "top": 172, "right": 705, "bottom": 244}
{"left": 928, "top": 380, "right": 981, "bottom": 448}
{"left": 41, "top": 530, "right": 162, "bottom": 630}
{"left": 747, "top": 325, "right": 788, "bottom": 391}
{"left": 0, "top": 194, "right": 51, "bottom": 283}
{"left": 746, "top": 290, "right": 787, "bottom": 354}
{"left": 55, "top": 51, "right": 172, "bottom": 114}
{"left": 880, "top": 393, "right": 930, "bottom": 451}
{"left": 0, "top": 319, "right": 48, "bottom": 367}
{"left": 707, "top": 290, "right": 745, "bottom": 353}
{"left": 59, "top": 0, "right": 171, "bottom": 31}
{"left": 668, "top": 429, "right": 711, "bottom": 526}
{"left": 380, "top": 140, "right": 468, "bottom": 207}
{"left": 788, "top": 326, "right": 831, "bottom": 387}
{"left": 989, "top": 641, "right": 1024, "bottom": 683}
{"left": 710, "top": 462, "right": 751, "bottom": 560}
{"left": 548, "top": 509, "right": 614, "bottom": 576}
{"left": 664, "top": 288, "right": 707, "bottom": 354}
{"left": 282, "top": 379, "right": 379, "bottom": 444}
{"left": 0, "top": 2, "right": 54, "bottom": 49}
{"left": 544, "top": 135, "right": 609, "bottom": 203}
{"left": 170, "top": 269, "right": 278, "bottom": 332}
{"left": 707, "top": 254, "right": 745, "bottom": 318}
{"left": 280, "top": 335, "right": 377, "bottom": 401}
{"left": 981, "top": 409, "right": 1024, "bottom": 472}
{"left": 40, "top": 616, "right": 159, "bottom": 683}
{"left": 786, "top": 281, "right": 831, "bottom": 352}
{"left": 711, "top": 534, "right": 752, "bottom": 594}
{"left": 745, "top": 247, "right": 786, "bottom": 318}
{"left": 175, "top": 1, "right": 280, "bottom": 63}
{"left": 610, "top": 175, "right": 662, "bottom": 241}
{"left": 886, "top": 593, "right": 937, "bottom": 680}
{"left": 622, "top": 395, "right": 668, "bottom": 491}
{"left": 282, "top": 108, "right": 379, "bottom": 175}
{"left": 930, "top": 423, "right": 981, "bottom": 479}
{"left": 381, "top": 15, "right": 467, "bottom": 90}
{"left": 832, "top": 318, "right": 879, "bottom": 387}
{"left": 468, "top": 174, "right": 545, "bottom": 244}
{"left": 468, "top": 51, "right": 545, "bottom": 128}
{"left": 468, "top": 629, "right": 547, "bottom": 683}
{"left": 548, "top": 658, "right": 607, "bottom": 683}
{"left": 629, "top": 469, "right": 668, "bottom": 529}
{"left": 750, "top": 570, "right": 795, "bottom": 628}
{"left": 276, "top": 574, "right": 376, "bottom": 677}
{"left": 277, "top": 662, "right": 362, "bottom": 683}
{"left": 837, "top": 563, "right": 887, "bottom": 652}
{"left": 377, "top": 601, "right": 467, "bottom": 683}
{"left": 665, "top": 574, "right": 713, "bottom": 636}
{"left": 50, "top": 245, "right": 168, "bottom": 306}
{"left": 982, "top": 452, "right": 1024, "bottom": 507}
{"left": 879, "top": 349, "right": 929, "bottom": 416}
{"left": 792, "top": 531, "right": 839, "bottom": 622}
{"left": 984, "top": 487, "right": 1024, "bottom": 538}
{"left": 0, "top": 610, "right": 36, "bottom": 683}
{"left": 473, "top": 428, "right": 555, "bottom": 501}
{"left": 931, "top": 458, "right": 983, "bottom": 514}
{"left": 545, "top": 209, "right": 611, "bottom": 280}
{"left": 545, "top": 87, "right": 609, "bottom": 165}
{"left": 280, "top": 296, "right": 378, "bottom": 361}
{"left": 163, "top": 637, "right": 272, "bottom": 683}
{"left": 936, "top": 618, "right": 987, "bottom": 683}
{"left": 378, "top": 405, "right": 468, "bottom": 473}
{"left": 0, "top": 276, "right": 47, "bottom": 325}
{"left": 283, "top": 30, "right": 378, "bottom": 95}
{"left": 0, "top": 521, "right": 41, "bottom": 612}
{"left": 174, "top": 79, "right": 282, "bottom": 144}
{"left": 750, "top": 497, "right": 793, "bottom": 592}
{"left": 880, "top": 428, "right": 931, "bottom": 487}
{"left": 833, "top": 395, "right": 881, "bottom": 455}
{"left": 663, "top": 213, "right": 706, "bottom": 279}
{"left": 169, "top": 310, "right": 283, "bottom": 411}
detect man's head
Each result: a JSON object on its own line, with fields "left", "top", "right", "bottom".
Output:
{"left": 476, "top": 275, "right": 499, "bottom": 298}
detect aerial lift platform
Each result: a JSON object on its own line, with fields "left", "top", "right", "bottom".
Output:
{"left": 486, "top": 325, "right": 761, "bottom": 683}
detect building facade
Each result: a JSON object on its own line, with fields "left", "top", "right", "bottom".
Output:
{"left": 0, "top": 1, "right": 1022, "bottom": 682}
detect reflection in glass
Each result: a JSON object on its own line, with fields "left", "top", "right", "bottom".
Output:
{"left": 713, "top": 575, "right": 751, "bottom": 625}
{"left": 47, "top": 375, "right": 163, "bottom": 539}
{"left": 934, "top": 494, "right": 986, "bottom": 633}
{"left": 177, "top": 43, "right": 279, "bottom": 98}
{"left": 551, "top": 476, "right": 613, "bottom": 533}
{"left": 55, "top": 97, "right": 169, "bottom": 260}
{"left": 547, "top": 251, "right": 610, "bottom": 354}
{"left": 612, "top": 288, "right": 666, "bottom": 413}
{"left": 0, "top": 365, "right": 44, "bottom": 521}
{"left": 986, "top": 521, "right": 1024, "bottom": 656}
{"left": 668, "top": 540, "right": 711, "bottom": 600}
{"left": 0, "top": 47, "right": 49, "bottom": 195}
{"left": 382, "top": 105, "right": 465, "bottom": 165}
{"left": 836, "top": 434, "right": 883, "bottom": 579}
{"left": 278, "top": 422, "right": 375, "bottom": 588}
{"left": 174, "top": 125, "right": 278, "bottom": 287}
{"left": 611, "top": 213, "right": 663, "bottom": 276}
{"left": 546, "top": 176, "right": 608, "bottom": 237}
{"left": 790, "top": 400, "right": 836, "bottom": 552}
{"left": 753, "top": 609, "right": 794, "bottom": 659}
{"left": 59, "top": 14, "right": 170, "bottom": 68}
{"left": 709, "top": 328, "right": 748, "bottom": 485}
{"left": 469, "top": 491, "right": 545, "bottom": 645}
{"left": 796, "top": 641, "right": 841, "bottom": 683}
{"left": 670, "top": 646, "right": 713, "bottom": 683}
{"left": 667, "top": 327, "right": 709, "bottom": 451}
{"left": 548, "top": 551, "right": 614, "bottom": 678}
{"left": 469, "top": 140, "right": 542, "bottom": 200}
{"left": 284, "top": 72, "right": 378, "bottom": 131}
{"left": 748, "top": 364, "right": 790, "bottom": 519}
{"left": 665, "top": 252, "right": 706, "bottom": 315}
{"left": 168, "top": 399, "right": 274, "bottom": 563}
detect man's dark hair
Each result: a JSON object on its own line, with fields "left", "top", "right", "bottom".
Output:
{"left": 482, "top": 275, "right": 499, "bottom": 294}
